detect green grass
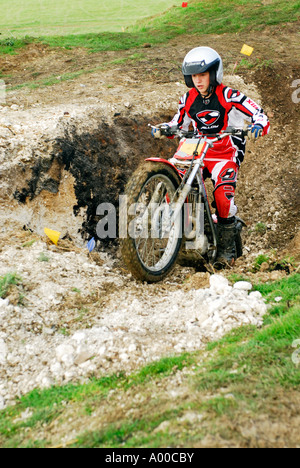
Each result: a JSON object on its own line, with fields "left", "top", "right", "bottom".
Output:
{"left": 254, "top": 273, "right": 300, "bottom": 319}
{"left": 0, "top": 272, "right": 22, "bottom": 299}
{"left": 135, "top": 0, "right": 300, "bottom": 34}
{"left": 0, "top": 0, "right": 299, "bottom": 54}
{"left": 0, "top": 354, "right": 195, "bottom": 447}
{"left": 38, "top": 252, "right": 49, "bottom": 262}
{"left": 0, "top": 0, "right": 177, "bottom": 37}
{"left": 73, "top": 278, "right": 300, "bottom": 447}
{"left": 0, "top": 274, "right": 299, "bottom": 448}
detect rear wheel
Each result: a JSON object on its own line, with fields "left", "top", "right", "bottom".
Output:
{"left": 121, "top": 162, "right": 183, "bottom": 282}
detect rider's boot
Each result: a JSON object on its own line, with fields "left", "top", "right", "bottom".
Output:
{"left": 215, "top": 216, "right": 237, "bottom": 267}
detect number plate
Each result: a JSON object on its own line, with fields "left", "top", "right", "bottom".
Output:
{"left": 175, "top": 138, "right": 204, "bottom": 159}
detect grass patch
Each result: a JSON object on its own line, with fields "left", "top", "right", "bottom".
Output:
{"left": 0, "top": 36, "right": 32, "bottom": 55}
{"left": 21, "top": 239, "right": 37, "bottom": 248}
{"left": 253, "top": 273, "right": 300, "bottom": 319}
{"left": 1, "top": 0, "right": 299, "bottom": 55}
{"left": 252, "top": 253, "right": 270, "bottom": 271}
{"left": 73, "top": 279, "right": 300, "bottom": 447}
{"left": 254, "top": 274, "right": 300, "bottom": 304}
{"left": 0, "top": 0, "right": 176, "bottom": 38}
{"left": 0, "top": 353, "right": 195, "bottom": 447}
{"left": 38, "top": 252, "right": 49, "bottom": 262}
{"left": 0, "top": 272, "right": 23, "bottom": 300}
{"left": 196, "top": 305, "right": 300, "bottom": 391}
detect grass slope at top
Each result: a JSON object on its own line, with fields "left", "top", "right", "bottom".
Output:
{"left": 0, "top": 0, "right": 177, "bottom": 37}
{"left": 0, "top": 0, "right": 299, "bottom": 55}
{"left": 134, "top": 0, "right": 300, "bottom": 35}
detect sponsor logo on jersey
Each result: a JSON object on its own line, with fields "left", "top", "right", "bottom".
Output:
{"left": 196, "top": 110, "right": 220, "bottom": 126}
{"left": 220, "top": 168, "right": 236, "bottom": 181}
{"left": 225, "top": 88, "right": 244, "bottom": 103}
{"left": 246, "top": 98, "right": 260, "bottom": 110}
{"left": 228, "top": 89, "right": 241, "bottom": 100}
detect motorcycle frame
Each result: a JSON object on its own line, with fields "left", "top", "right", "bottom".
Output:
{"left": 145, "top": 135, "right": 219, "bottom": 259}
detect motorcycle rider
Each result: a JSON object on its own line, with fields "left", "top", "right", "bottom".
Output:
{"left": 152, "top": 46, "right": 270, "bottom": 265}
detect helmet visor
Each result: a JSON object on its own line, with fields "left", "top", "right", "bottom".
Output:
{"left": 182, "top": 58, "right": 219, "bottom": 76}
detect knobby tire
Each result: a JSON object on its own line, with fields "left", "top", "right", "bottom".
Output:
{"left": 120, "top": 162, "right": 183, "bottom": 282}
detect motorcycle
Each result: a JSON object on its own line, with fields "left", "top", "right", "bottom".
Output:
{"left": 120, "top": 126, "right": 247, "bottom": 282}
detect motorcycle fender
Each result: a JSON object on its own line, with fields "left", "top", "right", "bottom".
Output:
{"left": 145, "top": 158, "right": 182, "bottom": 178}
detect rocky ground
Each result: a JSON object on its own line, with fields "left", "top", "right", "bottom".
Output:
{"left": 0, "top": 25, "right": 299, "bottom": 410}
{"left": 0, "top": 235, "right": 269, "bottom": 409}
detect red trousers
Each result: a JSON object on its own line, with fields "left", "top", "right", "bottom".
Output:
{"left": 203, "top": 159, "right": 239, "bottom": 219}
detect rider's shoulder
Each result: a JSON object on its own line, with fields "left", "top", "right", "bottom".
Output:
{"left": 182, "top": 87, "right": 198, "bottom": 102}
{"left": 215, "top": 83, "right": 228, "bottom": 95}
{"left": 217, "top": 84, "right": 246, "bottom": 103}
{"left": 178, "top": 88, "right": 195, "bottom": 105}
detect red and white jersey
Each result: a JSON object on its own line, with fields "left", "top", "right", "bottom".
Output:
{"left": 168, "top": 84, "right": 270, "bottom": 165}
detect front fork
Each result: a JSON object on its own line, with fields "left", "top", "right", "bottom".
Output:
{"left": 166, "top": 165, "right": 217, "bottom": 259}
{"left": 169, "top": 143, "right": 218, "bottom": 257}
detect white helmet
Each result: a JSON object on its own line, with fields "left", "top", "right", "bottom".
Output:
{"left": 182, "top": 47, "right": 223, "bottom": 89}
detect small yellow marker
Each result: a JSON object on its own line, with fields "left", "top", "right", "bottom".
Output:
{"left": 240, "top": 44, "right": 254, "bottom": 56}
{"left": 44, "top": 228, "right": 61, "bottom": 246}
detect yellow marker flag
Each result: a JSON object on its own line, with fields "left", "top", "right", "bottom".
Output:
{"left": 44, "top": 228, "right": 61, "bottom": 246}
{"left": 240, "top": 44, "right": 254, "bottom": 56}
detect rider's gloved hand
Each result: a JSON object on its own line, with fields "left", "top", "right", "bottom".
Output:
{"left": 248, "top": 124, "right": 263, "bottom": 140}
{"left": 151, "top": 127, "right": 163, "bottom": 139}
{"left": 151, "top": 124, "right": 171, "bottom": 139}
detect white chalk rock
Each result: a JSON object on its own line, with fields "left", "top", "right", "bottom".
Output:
{"left": 233, "top": 281, "right": 253, "bottom": 291}
{"left": 55, "top": 344, "right": 75, "bottom": 367}
{"left": 0, "top": 298, "right": 10, "bottom": 309}
{"left": 209, "top": 274, "right": 231, "bottom": 295}
{"left": 249, "top": 291, "right": 262, "bottom": 300}
{"left": 0, "top": 339, "right": 7, "bottom": 364}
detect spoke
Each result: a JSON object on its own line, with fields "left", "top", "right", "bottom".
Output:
{"left": 134, "top": 173, "right": 181, "bottom": 272}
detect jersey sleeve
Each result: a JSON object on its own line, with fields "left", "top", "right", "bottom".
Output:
{"left": 167, "top": 93, "right": 194, "bottom": 132}
{"left": 224, "top": 87, "right": 270, "bottom": 136}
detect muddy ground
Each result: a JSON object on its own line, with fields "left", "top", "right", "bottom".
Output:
{"left": 0, "top": 23, "right": 299, "bottom": 446}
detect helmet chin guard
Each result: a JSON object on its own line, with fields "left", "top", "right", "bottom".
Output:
{"left": 182, "top": 47, "right": 223, "bottom": 89}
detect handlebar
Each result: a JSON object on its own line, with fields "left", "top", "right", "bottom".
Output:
{"left": 149, "top": 124, "right": 248, "bottom": 140}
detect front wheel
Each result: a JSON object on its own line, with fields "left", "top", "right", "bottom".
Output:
{"left": 120, "top": 162, "right": 183, "bottom": 282}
